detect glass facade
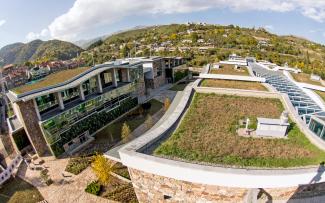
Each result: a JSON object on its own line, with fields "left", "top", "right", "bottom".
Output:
{"left": 41, "top": 82, "right": 137, "bottom": 145}
{"left": 61, "top": 87, "right": 79, "bottom": 103}
{"left": 309, "top": 117, "right": 325, "bottom": 140}
{"left": 33, "top": 65, "right": 144, "bottom": 156}
{"left": 83, "top": 76, "right": 98, "bottom": 96}
{"left": 36, "top": 94, "right": 58, "bottom": 113}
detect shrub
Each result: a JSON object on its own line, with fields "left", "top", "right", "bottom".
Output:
{"left": 65, "top": 156, "right": 92, "bottom": 175}
{"left": 85, "top": 181, "right": 101, "bottom": 196}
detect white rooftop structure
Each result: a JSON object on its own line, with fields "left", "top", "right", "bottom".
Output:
{"left": 256, "top": 112, "right": 290, "bottom": 138}
{"left": 311, "top": 74, "right": 321, "bottom": 81}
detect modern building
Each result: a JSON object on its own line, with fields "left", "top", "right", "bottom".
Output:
{"left": 6, "top": 56, "right": 186, "bottom": 157}
{"left": 27, "top": 66, "right": 51, "bottom": 80}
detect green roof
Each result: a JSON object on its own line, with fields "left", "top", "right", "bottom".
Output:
{"left": 12, "top": 67, "right": 91, "bottom": 94}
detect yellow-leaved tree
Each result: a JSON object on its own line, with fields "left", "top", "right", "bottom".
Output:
{"left": 164, "top": 98, "right": 171, "bottom": 112}
{"left": 92, "top": 153, "right": 112, "bottom": 184}
{"left": 121, "top": 122, "right": 131, "bottom": 142}
{"left": 144, "top": 114, "right": 154, "bottom": 130}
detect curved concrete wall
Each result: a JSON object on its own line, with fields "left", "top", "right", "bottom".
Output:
{"left": 119, "top": 80, "right": 325, "bottom": 189}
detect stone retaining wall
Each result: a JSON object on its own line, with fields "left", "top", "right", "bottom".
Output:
{"left": 129, "top": 168, "right": 249, "bottom": 203}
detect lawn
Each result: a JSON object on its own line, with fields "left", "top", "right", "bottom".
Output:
{"left": 0, "top": 177, "right": 43, "bottom": 203}
{"left": 93, "top": 99, "right": 163, "bottom": 145}
{"left": 201, "top": 79, "right": 268, "bottom": 91}
{"left": 154, "top": 93, "right": 325, "bottom": 168}
{"left": 169, "top": 81, "right": 191, "bottom": 91}
{"left": 292, "top": 73, "right": 323, "bottom": 86}
{"left": 12, "top": 67, "right": 90, "bottom": 94}
{"left": 112, "top": 162, "right": 130, "bottom": 180}
{"left": 210, "top": 64, "right": 250, "bottom": 76}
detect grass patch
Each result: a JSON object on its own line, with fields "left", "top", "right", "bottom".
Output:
{"left": 112, "top": 162, "right": 130, "bottom": 180}
{"left": 94, "top": 99, "right": 163, "bottom": 144}
{"left": 65, "top": 156, "right": 92, "bottom": 175}
{"left": 169, "top": 81, "right": 191, "bottom": 91}
{"left": 0, "top": 177, "right": 43, "bottom": 203}
{"left": 201, "top": 79, "right": 268, "bottom": 91}
{"left": 292, "top": 73, "right": 323, "bottom": 86}
{"left": 12, "top": 67, "right": 90, "bottom": 94}
{"left": 210, "top": 64, "right": 249, "bottom": 76}
{"left": 154, "top": 93, "right": 325, "bottom": 168}
{"left": 87, "top": 176, "right": 137, "bottom": 203}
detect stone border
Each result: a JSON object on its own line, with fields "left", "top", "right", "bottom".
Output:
{"left": 119, "top": 80, "right": 325, "bottom": 188}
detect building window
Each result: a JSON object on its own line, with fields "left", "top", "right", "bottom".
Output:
{"left": 36, "top": 94, "right": 58, "bottom": 113}
{"left": 309, "top": 119, "right": 324, "bottom": 137}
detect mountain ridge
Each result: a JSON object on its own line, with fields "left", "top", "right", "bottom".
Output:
{"left": 0, "top": 39, "right": 83, "bottom": 65}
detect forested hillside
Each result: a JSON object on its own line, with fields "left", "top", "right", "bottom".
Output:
{"left": 82, "top": 24, "right": 325, "bottom": 78}
{"left": 0, "top": 39, "right": 83, "bottom": 65}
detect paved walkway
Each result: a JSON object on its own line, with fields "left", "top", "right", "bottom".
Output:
{"left": 18, "top": 157, "right": 113, "bottom": 203}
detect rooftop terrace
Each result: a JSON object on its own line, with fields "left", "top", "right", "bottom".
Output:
{"left": 210, "top": 64, "right": 249, "bottom": 76}
{"left": 154, "top": 93, "right": 325, "bottom": 168}
{"left": 12, "top": 67, "right": 91, "bottom": 94}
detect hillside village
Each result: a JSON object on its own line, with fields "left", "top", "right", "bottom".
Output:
{"left": 2, "top": 23, "right": 325, "bottom": 202}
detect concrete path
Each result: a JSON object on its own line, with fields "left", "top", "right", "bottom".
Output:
{"left": 18, "top": 157, "right": 113, "bottom": 203}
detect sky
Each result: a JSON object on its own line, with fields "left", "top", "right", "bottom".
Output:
{"left": 2, "top": 0, "right": 325, "bottom": 48}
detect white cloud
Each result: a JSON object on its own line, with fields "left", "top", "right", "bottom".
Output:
{"left": 0, "top": 19, "right": 6, "bottom": 27}
{"left": 26, "top": 28, "right": 50, "bottom": 41}
{"left": 264, "top": 25, "right": 274, "bottom": 30}
{"left": 27, "top": 0, "right": 325, "bottom": 41}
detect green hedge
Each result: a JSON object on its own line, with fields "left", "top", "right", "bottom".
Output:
{"left": 51, "top": 97, "right": 138, "bottom": 156}
{"left": 174, "top": 70, "right": 188, "bottom": 82}
{"left": 12, "top": 130, "right": 30, "bottom": 150}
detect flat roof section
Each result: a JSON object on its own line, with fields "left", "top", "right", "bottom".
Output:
{"left": 12, "top": 67, "right": 91, "bottom": 94}
{"left": 8, "top": 116, "right": 23, "bottom": 133}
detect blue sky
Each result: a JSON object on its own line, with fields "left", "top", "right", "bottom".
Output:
{"left": 1, "top": 0, "right": 325, "bottom": 48}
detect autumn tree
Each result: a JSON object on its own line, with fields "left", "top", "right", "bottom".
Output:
{"left": 121, "top": 122, "right": 131, "bottom": 142}
{"left": 92, "top": 153, "right": 112, "bottom": 184}
{"left": 144, "top": 115, "right": 154, "bottom": 130}
{"left": 164, "top": 98, "right": 171, "bottom": 112}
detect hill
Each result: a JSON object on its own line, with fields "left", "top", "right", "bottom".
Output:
{"left": 0, "top": 39, "right": 83, "bottom": 65}
{"left": 82, "top": 23, "right": 325, "bottom": 78}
